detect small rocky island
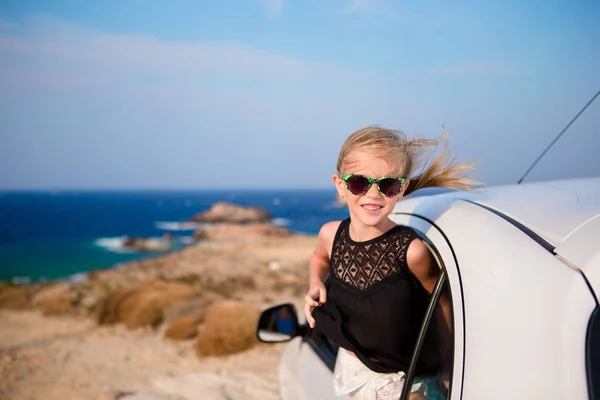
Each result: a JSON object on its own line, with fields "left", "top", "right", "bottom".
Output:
{"left": 122, "top": 234, "right": 174, "bottom": 252}
{"left": 188, "top": 201, "right": 272, "bottom": 224}
{"left": 191, "top": 202, "right": 291, "bottom": 241}
{"left": 0, "top": 202, "right": 316, "bottom": 400}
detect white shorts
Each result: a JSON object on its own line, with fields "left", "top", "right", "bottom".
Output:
{"left": 333, "top": 349, "right": 428, "bottom": 400}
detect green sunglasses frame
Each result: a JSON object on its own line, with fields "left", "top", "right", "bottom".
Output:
{"left": 340, "top": 174, "right": 407, "bottom": 197}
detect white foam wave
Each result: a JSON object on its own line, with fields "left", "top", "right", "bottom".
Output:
{"left": 11, "top": 276, "right": 32, "bottom": 285}
{"left": 94, "top": 236, "right": 137, "bottom": 254}
{"left": 271, "top": 218, "right": 291, "bottom": 227}
{"left": 95, "top": 235, "right": 193, "bottom": 254}
{"left": 155, "top": 221, "right": 203, "bottom": 231}
{"left": 178, "top": 236, "right": 195, "bottom": 245}
{"left": 68, "top": 272, "right": 88, "bottom": 283}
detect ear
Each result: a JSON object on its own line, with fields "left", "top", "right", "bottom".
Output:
{"left": 332, "top": 174, "right": 346, "bottom": 199}
{"left": 396, "top": 179, "right": 410, "bottom": 202}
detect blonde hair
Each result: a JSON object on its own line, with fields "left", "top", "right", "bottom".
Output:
{"left": 337, "top": 125, "right": 480, "bottom": 196}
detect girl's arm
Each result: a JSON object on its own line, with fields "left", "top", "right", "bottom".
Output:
{"left": 406, "top": 238, "right": 451, "bottom": 330}
{"left": 407, "top": 238, "right": 453, "bottom": 373}
{"left": 304, "top": 221, "right": 339, "bottom": 328}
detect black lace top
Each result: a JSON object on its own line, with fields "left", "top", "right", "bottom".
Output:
{"left": 312, "top": 218, "right": 441, "bottom": 375}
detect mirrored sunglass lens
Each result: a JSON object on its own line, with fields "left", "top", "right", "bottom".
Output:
{"left": 378, "top": 178, "right": 402, "bottom": 196}
{"left": 346, "top": 176, "right": 370, "bottom": 194}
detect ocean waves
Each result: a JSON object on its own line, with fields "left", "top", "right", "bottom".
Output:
{"left": 94, "top": 237, "right": 138, "bottom": 254}
{"left": 155, "top": 221, "right": 204, "bottom": 231}
{"left": 94, "top": 236, "right": 194, "bottom": 254}
{"left": 0, "top": 190, "right": 345, "bottom": 282}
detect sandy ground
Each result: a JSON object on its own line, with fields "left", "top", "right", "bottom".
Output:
{"left": 0, "top": 234, "right": 318, "bottom": 400}
{"left": 0, "top": 310, "right": 287, "bottom": 400}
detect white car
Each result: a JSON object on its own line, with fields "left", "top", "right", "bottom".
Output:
{"left": 256, "top": 177, "right": 600, "bottom": 400}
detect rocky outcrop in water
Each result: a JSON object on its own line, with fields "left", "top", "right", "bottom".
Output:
{"left": 190, "top": 202, "right": 291, "bottom": 240}
{"left": 193, "top": 223, "right": 291, "bottom": 240}
{"left": 189, "top": 202, "right": 271, "bottom": 224}
{"left": 123, "top": 236, "right": 172, "bottom": 252}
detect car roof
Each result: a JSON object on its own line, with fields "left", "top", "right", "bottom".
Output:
{"left": 397, "top": 177, "right": 600, "bottom": 296}
{"left": 453, "top": 177, "right": 600, "bottom": 247}
{"left": 396, "top": 178, "right": 599, "bottom": 393}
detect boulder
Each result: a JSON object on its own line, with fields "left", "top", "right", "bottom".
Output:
{"left": 195, "top": 301, "right": 260, "bottom": 357}
{"left": 193, "top": 223, "right": 291, "bottom": 241}
{"left": 164, "top": 315, "right": 201, "bottom": 341}
{"left": 95, "top": 281, "right": 196, "bottom": 330}
{"left": 189, "top": 202, "right": 271, "bottom": 224}
{"left": 163, "top": 295, "right": 218, "bottom": 324}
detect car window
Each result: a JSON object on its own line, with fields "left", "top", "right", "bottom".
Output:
{"left": 588, "top": 306, "right": 600, "bottom": 400}
{"left": 403, "top": 276, "right": 453, "bottom": 400}
{"left": 400, "top": 237, "right": 454, "bottom": 400}
{"left": 307, "top": 329, "right": 339, "bottom": 371}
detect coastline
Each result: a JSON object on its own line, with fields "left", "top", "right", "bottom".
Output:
{"left": 0, "top": 225, "right": 317, "bottom": 399}
{"left": 0, "top": 189, "right": 344, "bottom": 284}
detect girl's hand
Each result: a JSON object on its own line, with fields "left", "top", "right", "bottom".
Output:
{"left": 304, "top": 280, "right": 327, "bottom": 328}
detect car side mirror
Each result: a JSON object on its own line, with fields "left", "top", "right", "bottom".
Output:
{"left": 256, "top": 303, "right": 299, "bottom": 343}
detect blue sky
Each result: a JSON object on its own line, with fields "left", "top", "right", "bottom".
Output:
{"left": 1, "top": 0, "right": 599, "bottom": 189}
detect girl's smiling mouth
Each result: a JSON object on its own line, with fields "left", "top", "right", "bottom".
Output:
{"left": 361, "top": 204, "right": 383, "bottom": 212}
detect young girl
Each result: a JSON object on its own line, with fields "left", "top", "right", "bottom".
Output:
{"left": 304, "top": 126, "right": 478, "bottom": 400}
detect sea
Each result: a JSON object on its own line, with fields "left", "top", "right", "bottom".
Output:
{"left": 0, "top": 189, "right": 349, "bottom": 284}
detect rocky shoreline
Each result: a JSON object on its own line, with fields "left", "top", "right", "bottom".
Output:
{"left": 0, "top": 202, "right": 317, "bottom": 400}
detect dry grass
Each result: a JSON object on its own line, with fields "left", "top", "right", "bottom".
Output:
{"left": 31, "top": 283, "right": 80, "bottom": 316}
{"left": 0, "top": 285, "right": 42, "bottom": 310}
{"left": 164, "top": 315, "right": 201, "bottom": 341}
{"left": 95, "top": 281, "right": 196, "bottom": 329}
{"left": 195, "top": 301, "right": 260, "bottom": 357}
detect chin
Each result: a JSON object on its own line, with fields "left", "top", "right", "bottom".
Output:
{"left": 351, "top": 210, "right": 391, "bottom": 227}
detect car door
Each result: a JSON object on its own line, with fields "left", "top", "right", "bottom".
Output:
{"left": 390, "top": 212, "right": 465, "bottom": 400}
{"left": 278, "top": 332, "right": 346, "bottom": 400}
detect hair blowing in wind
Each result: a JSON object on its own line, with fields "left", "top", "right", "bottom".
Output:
{"left": 337, "top": 126, "right": 481, "bottom": 197}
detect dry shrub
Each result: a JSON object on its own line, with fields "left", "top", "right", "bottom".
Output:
{"left": 37, "top": 295, "right": 73, "bottom": 315}
{"left": 0, "top": 285, "right": 40, "bottom": 310}
{"left": 199, "top": 275, "right": 256, "bottom": 298}
{"left": 119, "top": 292, "right": 164, "bottom": 329}
{"left": 173, "top": 274, "right": 202, "bottom": 286}
{"left": 163, "top": 295, "right": 219, "bottom": 324}
{"left": 164, "top": 315, "right": 201, "bottom": 341}
{"left": 265, "top": 271, "right": 306, "bottom": 296}
{"left": 95, "top": 288, "right": 136, "bottom": 325}
{"left": 32, "top": 283, "right": 79, "bottom": 316}
{"left": 95, "top": 281, "right": 196, "bottom": 330}
{"left": 195, "top": 301, "right": 260, "bottom": 357}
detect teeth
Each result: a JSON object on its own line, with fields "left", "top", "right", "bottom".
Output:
{"left": 363, "top": 205, "right": 381, "bottom": 211}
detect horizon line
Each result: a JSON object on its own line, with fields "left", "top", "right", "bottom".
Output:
{"left": 0, "top": 186, "right": 336, "bottom": 193}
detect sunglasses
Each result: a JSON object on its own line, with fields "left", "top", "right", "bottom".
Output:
{"left": 340, "top": 174, "right": 407, "bottom": 197}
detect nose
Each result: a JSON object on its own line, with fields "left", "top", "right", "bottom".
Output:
{"left": 365, "top": 181, "right": 382, "bottom": 198}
